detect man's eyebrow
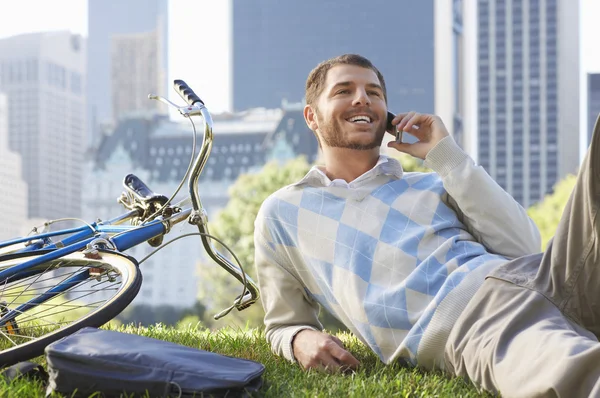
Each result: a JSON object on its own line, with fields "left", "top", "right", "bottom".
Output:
{"left": 366, "top": 83, "right": 383, "bottom": 91}
{"left": 328, "top": 82, "right": 383, "bottom": 91}
{"left": 329, "top": 81, "right": 352, "bottom": 90}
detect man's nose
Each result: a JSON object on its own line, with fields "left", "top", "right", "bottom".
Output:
{"left": 352, "top": 89, "right": 371, "bottom": 106}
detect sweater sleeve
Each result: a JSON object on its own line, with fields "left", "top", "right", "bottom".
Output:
{"left": 423, "top": 136, "right": 542, "bottom": 258}
{"left": 254, "top": 212, "right": 322, "bottom": 363}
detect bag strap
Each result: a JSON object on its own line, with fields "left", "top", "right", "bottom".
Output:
{"left": 0, "top": 361, "right": 48, "bottom": 384}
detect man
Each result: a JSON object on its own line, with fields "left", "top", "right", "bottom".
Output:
{"left": 254, "top": 54, "right": 600, "bottom": 397}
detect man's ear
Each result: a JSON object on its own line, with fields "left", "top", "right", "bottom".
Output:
{"left": 303, "top": 104, "right": 319, "bottom": 132}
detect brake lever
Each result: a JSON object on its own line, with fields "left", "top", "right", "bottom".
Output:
{"left": 213, "top": 292, "right": 257, "bottom": 320}
{"left": 148, "top": 94, "right": 205, "bottom": 117}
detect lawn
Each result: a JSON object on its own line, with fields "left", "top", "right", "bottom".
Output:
{"left": 0, "top": 324, "right": 491, "bottom": 397}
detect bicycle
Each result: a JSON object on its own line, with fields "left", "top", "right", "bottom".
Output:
{"left": 0, "top": 81, "right": 260, "bottom": 368}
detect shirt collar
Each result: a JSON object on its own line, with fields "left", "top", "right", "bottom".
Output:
{"left": 292, "top": 155, "right": 404, "bottom": 188}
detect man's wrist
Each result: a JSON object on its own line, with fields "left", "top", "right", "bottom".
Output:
{"left": 288, "top": 327, "right": 317, "bottom": 363}
{"left": 423, "top": 136, "right": 468, "bottom": 177}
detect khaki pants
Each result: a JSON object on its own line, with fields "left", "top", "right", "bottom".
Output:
{"left": 445, "top": 114, "right": 600, "bottom": 398}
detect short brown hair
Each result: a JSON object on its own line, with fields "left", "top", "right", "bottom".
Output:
{"left": 305, "top": 54, "right": 387, "bottom": 106}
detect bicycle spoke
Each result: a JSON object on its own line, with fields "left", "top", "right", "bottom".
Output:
{"left": 13, "top": 281, "right": 121, "bottom": 325}
{"left": 15, "top": 303, "right": 102, "bottom": 327}
{"left": 0, "top": 267, "right": 82, "bottom": 293}
{"left": 0, "top": 329, "right": 18, "bottom": 347}
{"left": 3, "top": 260, "right": 61, "bottom": 310}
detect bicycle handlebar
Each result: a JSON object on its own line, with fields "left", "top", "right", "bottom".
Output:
{"left": 173, "top": 79, "right": 205, "bottom": 106}
{"left": 153, "top": 81, "right": 260, "bottom": 319}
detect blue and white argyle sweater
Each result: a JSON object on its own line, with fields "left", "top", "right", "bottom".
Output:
{"left": 255, "top": 155, "right": 509, "bottom": 366}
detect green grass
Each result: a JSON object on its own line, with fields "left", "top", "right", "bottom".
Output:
{"left": 0, "top": 324, "right": 491, "bottom": 397}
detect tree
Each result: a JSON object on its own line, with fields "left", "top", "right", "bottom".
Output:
{"left": 389, "top": 152, "right": 431, "bottom": 173}
{"left": 210, "top": 156, "right": 312, "bottom": 269}
{"left": 527, "top": 174, "right": 577, "bottom": 250}
{"left": 199, "top": 157, "right": 312, "bottom": 328}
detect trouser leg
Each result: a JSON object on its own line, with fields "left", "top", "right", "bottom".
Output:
{"left": 446, "top": 278, "right": 600, "bottom": 398}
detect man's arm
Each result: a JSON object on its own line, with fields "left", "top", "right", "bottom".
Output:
{"left": 388, "top": 112, "right": 541, "bottom": 258}
{"left": 425, "top": 136, "right": 541, "bottom": 258}
{"left": 254, "top": 220, "right": 360, "bottom": 370}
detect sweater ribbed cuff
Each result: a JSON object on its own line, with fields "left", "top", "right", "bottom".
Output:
{"left": 423, "top": 136, "right": 468, "bottom": 178}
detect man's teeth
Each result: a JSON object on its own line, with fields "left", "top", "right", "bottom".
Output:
{"left": 348, "top": 116, "right": 371, "bottom": 123}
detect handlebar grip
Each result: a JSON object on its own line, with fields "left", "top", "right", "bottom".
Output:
{"left": 173, "top": 79, "right": 204, "bottom": 106}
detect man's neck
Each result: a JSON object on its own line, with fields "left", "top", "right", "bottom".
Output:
{"left": 321, "top": 147, "right": 381, "bottom": 183}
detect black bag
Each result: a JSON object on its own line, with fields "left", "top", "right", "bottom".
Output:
{"left": 44, "top": 327, "right": 265, "bottom": 397}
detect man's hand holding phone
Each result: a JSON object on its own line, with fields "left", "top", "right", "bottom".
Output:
{"left": 386, "top": 111, "right": 451, "bottom": 160}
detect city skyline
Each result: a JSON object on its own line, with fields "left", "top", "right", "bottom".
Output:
{"left": 1, "top": 1, "right": 598, "bottom": 119}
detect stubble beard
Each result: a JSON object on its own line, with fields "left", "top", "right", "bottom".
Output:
{"left": 316, "top": 113, "right": 386, "bottom": 150}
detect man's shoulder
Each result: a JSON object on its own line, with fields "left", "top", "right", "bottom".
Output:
{"left": 257, "top": 183, "right": 306, "bottom": 220}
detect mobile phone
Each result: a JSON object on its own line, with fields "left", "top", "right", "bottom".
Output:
{"left": 387, "top": 111, "right": 419, "bottom": 144}
{"left": 387, "top": 112, "right": 403, "bottom": 143}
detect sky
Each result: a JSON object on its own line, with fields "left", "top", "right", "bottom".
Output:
{"left": 0, "top": 0, "right": 232, "bottom": 113}
{"left": 0, "top": 0, "right": 599, "bottom": 117}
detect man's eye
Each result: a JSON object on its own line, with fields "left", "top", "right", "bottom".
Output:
{"left": 368, "top": 91, "right": 381, "bottom": 97}
{"left": 336, "top": 90, "right": 349, "bottom": 95}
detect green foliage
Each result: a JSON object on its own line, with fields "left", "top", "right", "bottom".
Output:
{"left": 117, "top": 301, "right": 207, "bottom": 327}
{"left": 198, "top": 157, "right": 312, "bottom": 329}
{"left": 10, "top": 325, "right": 490, "bottom": 397}
{"left": 391, "top": 152, "right": 432, "bottom": 173}
{"left": 527, "top": 174, "right": 577, "bottom": 250}
{"left": 175, "top": 315, "right": 205, "bottom": 331}
{"left": 210, "top": 156, "right": 312, "bottom": 269}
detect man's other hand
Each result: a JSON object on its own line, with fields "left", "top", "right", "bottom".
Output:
{"left": 292, "top": 329, "right": 360, "bottom": 373}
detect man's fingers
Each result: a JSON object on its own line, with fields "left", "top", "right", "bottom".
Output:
{"left": 392, "top": 112, "right": 409, "bottom": 125}
{"left": 396, "top": 111, "right": 416, "bottom": 130}
{"left": 304, "top": 351, "right": 342, "bottom": 373}
{"left": 327, "top": 341, "right": 360, "bottom": 368}
{"left": 388, "top": 141, "right": 429, "bottom": 160}
{"left": 388, "top": 141, "right": 416, "bottom": 156}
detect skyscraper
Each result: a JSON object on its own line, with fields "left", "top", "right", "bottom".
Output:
{"left": 0, "top": 32, "right": 86, "bottom": 220}
{"left": 231, "top": 0, "right": 471, "bottom": 144}
{"left": 0, "top": 93, "right": 27, "bottom": 240}
{"left": 476, "top": 0, "right": 580, "bottom": 207}
{"left": 588, "top": 73, "right": 600, "bottom": 146}
{"left": 111, "top": 29, "right": 167, "bottom": 121}
{"left": 87, "top": 0, "right": 168, "bottom": 143}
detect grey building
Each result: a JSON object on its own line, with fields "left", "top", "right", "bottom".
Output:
{"left": 588, "top": 73, "right": 600, "bottom": 146}
{"left": 476, "top": 0, "right": 580, "bottom": 207}
{"left": 231, "top": 0, "right": 470, "bottom": 146}
{"left": 0, "top": 32, "right": 86, "bottom": 220}
{"left": 84, "top": 107, "right": 319, "bottom": 308}
{"left": 87, "top": 0, "right": 168, "bottom": 145}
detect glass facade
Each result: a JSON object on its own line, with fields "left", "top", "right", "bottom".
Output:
{"left": 477, "top": 0, "right": 561, "bottom": 207}
{"left": 232, "top": 0, "right": 436, "bottom": 114}
{"left": 588, "top": 74, "right": 600, "bottom": 147}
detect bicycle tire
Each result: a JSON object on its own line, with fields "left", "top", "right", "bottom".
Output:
{"left": 0, "top": 249, "right": 141, "bottom": 368}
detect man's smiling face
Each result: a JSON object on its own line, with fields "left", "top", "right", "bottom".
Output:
{"left": 309, "top": 64, "right": 388, "bottom": 150}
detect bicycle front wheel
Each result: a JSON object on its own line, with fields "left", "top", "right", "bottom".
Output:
{"left": 0, "top": 249, "right": 141, "bottom": 367}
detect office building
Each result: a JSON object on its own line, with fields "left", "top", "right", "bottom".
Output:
{"left": 0, "top": 32, "right": 86, "bottom": 220}
{"left": 476, "top": 0, "right": 580, "bottom": 207}
{"left": 0, "top": 93, "right": 28, "bottom": 240}
{"left": 588, "top": 73, "right": 600, "bottom": 146}
{"left": 87, "top": 0, "right": 168, "bottom": 143}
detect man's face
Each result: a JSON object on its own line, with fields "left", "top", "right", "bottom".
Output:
{"left": 308, "top": 64, "right": 387, "bottom": 150}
